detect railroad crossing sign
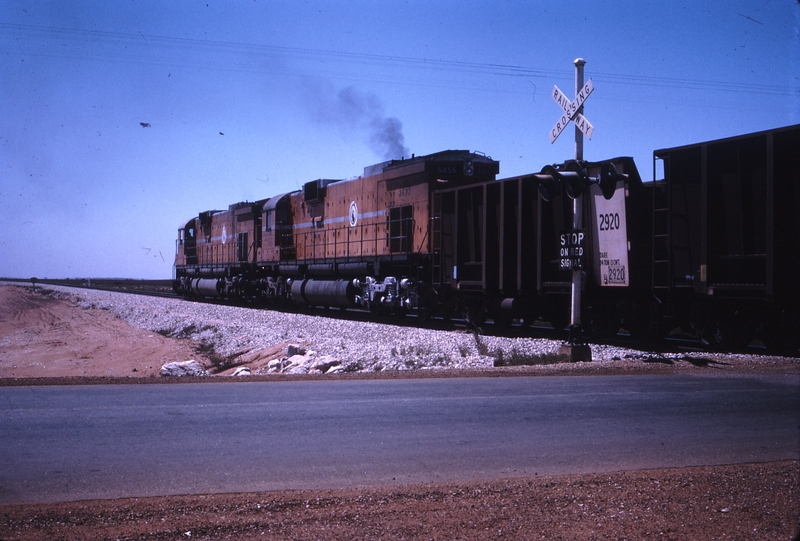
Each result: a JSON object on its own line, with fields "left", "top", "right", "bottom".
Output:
{"left": 549, "top": 79, "right": 594, "bottom": 143}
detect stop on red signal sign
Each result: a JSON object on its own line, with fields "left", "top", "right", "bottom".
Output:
{"left": 559, "top": 229, "right": 585, "bottom": 270}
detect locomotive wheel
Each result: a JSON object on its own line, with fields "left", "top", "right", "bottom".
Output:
{"left": 369, "top": 297, "right": 384, "bottom": 317}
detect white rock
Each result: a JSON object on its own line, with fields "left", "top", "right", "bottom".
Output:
{"left": 285, "top": 363, "right": 309, "bottom": 374}
{"left": 284, "top": 354, "right": 310, "bottom": 367}
{"left": 231, "top": 366, "right": 251, "bottom": 377}
{"left": 160, "top": 360, "right": 208, "bottom": 377}
{"left": 311, "top": 355, "right": 340, "bottom": 373}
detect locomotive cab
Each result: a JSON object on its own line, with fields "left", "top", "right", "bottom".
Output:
{"left": 259, "top": 193, "right": 296, "bottom": 264}
{"left": 175, "top": 217, "right": 198, "bottom": 267}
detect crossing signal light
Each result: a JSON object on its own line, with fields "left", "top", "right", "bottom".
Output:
{"left": 535, "top": 165, "right": 561, "bottom": 202}
{"left": 534, "top": 159, "right": 628, "bottom": 201}
{"left": 562, "top": 160, "right": 588, "bottom": 199}
{"left": 533, "top": 160, "right": 587, "bottom": 201}
{"left": 598, "top": 161, "right": 621, "bottom": 200}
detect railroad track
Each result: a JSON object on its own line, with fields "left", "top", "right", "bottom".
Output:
{"left": 2, "top": 277, "right": 177, "bottom": 299}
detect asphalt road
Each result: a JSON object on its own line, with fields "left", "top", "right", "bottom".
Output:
{"left": 1, "top": 373, "right": 798, "bottom": 504}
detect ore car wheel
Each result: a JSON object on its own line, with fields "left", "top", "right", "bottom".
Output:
{"left": 761, "top": 311, "right": 800, "bottom": 355}
{"left": 699, "top": 317, "right": 750, "bottom": 351}
{"left": 624, "top": 301, "right": 662, "bottom": 344}
{"left": 491, "top": 314, "right": 512, "bottom": 330}
{"left": 585, "top": 306, "right": 620, "bottom": 340}
{"left": 547, "top": 311, "right": 570, "bottom": 333}
{"left": 462, "top": 306, "right": 486, "bottom": 329}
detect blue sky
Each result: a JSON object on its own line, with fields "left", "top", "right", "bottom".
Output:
{"left": 1, "top": 0, "right": 798, "bottom": 279}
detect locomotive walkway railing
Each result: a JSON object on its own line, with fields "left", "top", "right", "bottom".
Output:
{"left": 182, "top": 216, "right": 420, "bottom": 274}
{"left": 193, "top": 242, "right": 238, "bottom": 268}
{"left": 287, "top": 216, "right": 417, "bottom": 265}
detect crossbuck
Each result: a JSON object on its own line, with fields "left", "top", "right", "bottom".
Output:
{"left": 549, "top": 79, "right": 594, "bottom": 144}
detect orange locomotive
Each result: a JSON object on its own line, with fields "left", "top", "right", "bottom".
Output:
{"left": 174, "top": 150, "right": 502, "bottom": 317}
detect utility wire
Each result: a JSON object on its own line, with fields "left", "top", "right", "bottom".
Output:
{"left": 1, "top": 22, "right": 795, "bottom": 98}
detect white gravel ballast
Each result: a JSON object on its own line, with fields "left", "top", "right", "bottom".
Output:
{"left": 39, "top": 285, "right": 791, "bottom": 375}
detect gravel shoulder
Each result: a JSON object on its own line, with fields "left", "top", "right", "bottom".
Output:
{"left": 0, "top": 283, "right": 798, "bottom": 540}
{"left": 1, "top": 461, "right": 797, "bottom": 541}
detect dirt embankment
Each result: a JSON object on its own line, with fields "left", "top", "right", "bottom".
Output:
{"left": 0, "top": 285, "right": 207, "bottom": 379}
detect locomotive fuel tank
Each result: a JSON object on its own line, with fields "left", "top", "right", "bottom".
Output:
{"left": 289, "top": 278, "right": 357, "bottom": 308}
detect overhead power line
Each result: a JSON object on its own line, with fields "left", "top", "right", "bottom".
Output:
{"left": 1, "top": 22, "right": 796, "bottom": 98}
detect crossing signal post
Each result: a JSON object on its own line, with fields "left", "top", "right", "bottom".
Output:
{"left": 550, "top": 58, "right": 592, "bottom": 361}
{"left": 539, "top": 59, "right": 627, "bottom": 360}
{"left": 532, "top": 157, "right": 627, "bottom": 358}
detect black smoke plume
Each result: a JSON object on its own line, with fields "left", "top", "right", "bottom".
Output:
{"left": 304, "top": 82, "right": 410, "bottom": 160}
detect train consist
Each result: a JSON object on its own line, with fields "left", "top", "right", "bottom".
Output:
{"left": 174, "top": 125, "right": 799, "bottom": 353}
